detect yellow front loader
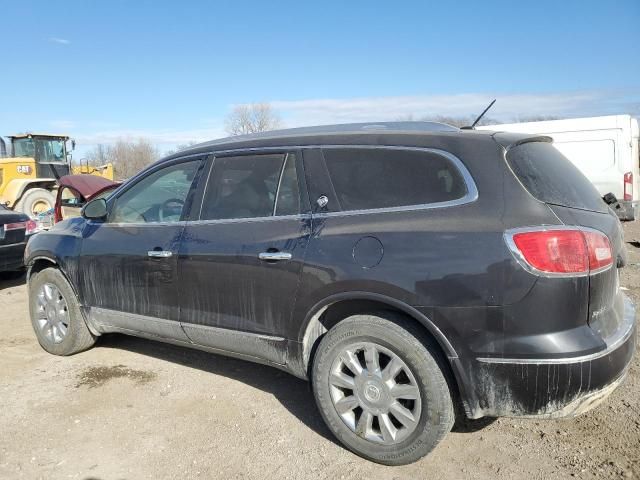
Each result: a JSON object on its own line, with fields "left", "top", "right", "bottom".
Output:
{"left": 0, "top": 133, "right": 113, "bottom": 216}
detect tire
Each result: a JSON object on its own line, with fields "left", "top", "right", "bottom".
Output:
{"left": 28, "top": 267, "right": 96, "bottom": 355}
{"left": 16, "top": 188, "right": 55, "bottom": 216}
{"left": 312, "top": 313, "right": 455, "bottom": 465}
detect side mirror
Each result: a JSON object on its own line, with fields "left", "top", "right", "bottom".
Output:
{"left": 71, "top": 139, "right": 76, "bottom": 151}
{"left": 82, "top": 198, "right": 108, "bottom": 220}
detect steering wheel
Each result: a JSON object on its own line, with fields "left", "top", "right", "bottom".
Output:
{"left": 159, "top": 198, "right": 185, "bottom": 222}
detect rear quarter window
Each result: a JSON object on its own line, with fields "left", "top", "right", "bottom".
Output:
{"left": 506, "top": 142, "right": 607, "bottom": 213}
{"left": 322, "top": 148, "right": 469, "bottom": 211}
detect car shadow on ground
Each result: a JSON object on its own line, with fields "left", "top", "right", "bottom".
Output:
{"left": 96, "top": 333, "right": 339, "bottom": 445}
{"left": 0, "top": 270, "right": 26, "bottom": 291}
{"left": 96, "top": 333, "right": 496, "bottom": 444}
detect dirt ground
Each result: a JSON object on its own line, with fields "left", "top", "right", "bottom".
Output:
{"left": 1, "top": 224, "right": 639, "bottom": 480}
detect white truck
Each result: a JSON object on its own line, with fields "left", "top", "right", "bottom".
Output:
{"left": 479, "top": 115, "right": 640, "bottom": 220}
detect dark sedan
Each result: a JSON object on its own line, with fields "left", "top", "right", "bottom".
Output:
{"left": 1, "top": 205, "right": 36, "bottom": 273}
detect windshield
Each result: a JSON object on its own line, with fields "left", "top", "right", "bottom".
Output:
{"left": 13, "top": 137, "right": 67, "bottom": 163}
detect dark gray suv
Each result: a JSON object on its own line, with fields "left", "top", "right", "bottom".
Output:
{"left": 25, "top": 122, "right": 636, "bottom": 465}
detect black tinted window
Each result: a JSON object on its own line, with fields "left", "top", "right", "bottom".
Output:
{"left": 322, "top": 148, "right": 467, "bottom": 211}
{"left": 201, "top": 154, "right": 286, "bottom": 220}
{"left": 506, "top": 142, "right": 607, "bottom": 213}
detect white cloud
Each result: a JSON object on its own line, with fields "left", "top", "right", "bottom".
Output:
{"left": 49, "top": 37, "right": 70, "bottom": 45}
{"left": 74, "top": 126, "right": 226, "bottom": 146}
{"left": 271, "top": 90, "right": 639, "bottom": 126}
{"left": 71, "top": 89, "right": 639, "bottom": 153}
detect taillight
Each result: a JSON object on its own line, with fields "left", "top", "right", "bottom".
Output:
{"left": 4, "top": 222, "right": 26, "bottom": 231}
{"left": 624, "top": 172, "right": 633, "bottom": 201}
{"left": 506, "top": 227, "right": 613, "bottom": 276}
{"left": 3, "top": 220, "right": 38, "bottom": 235}
{"left": 25, "top": 219, "right": 38, "bottom": 235}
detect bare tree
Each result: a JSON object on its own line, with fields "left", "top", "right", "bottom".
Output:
{"left": 225, "top": 103, "right": 282, "bottom": 136}
{"left": 83, "top": 138, "right": 160, "bottom": 180}
{"left": 83, "top": 143, "right": 110, "bottom": 167}
{"left": 512, "top": 115, "right": 561, "bottom": 123}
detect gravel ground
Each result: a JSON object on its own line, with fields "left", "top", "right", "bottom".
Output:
{"left": 1, "top": 223, "right": 639, "bottom": 480}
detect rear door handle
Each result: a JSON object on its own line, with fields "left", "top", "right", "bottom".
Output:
{"left": 258, "top": 251, "right": 292, "bottom": 262}
{"left": 148, "top": 250, "right": 173, "bottom": 258}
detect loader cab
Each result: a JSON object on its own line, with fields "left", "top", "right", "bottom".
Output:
{"left": 10, "top": 134, "right": 72, "bottom": 178}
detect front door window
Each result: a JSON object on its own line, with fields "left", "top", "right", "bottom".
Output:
{"left": 110, "top": 161, "right": 200, "bottom": 223}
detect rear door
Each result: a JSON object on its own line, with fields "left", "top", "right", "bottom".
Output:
{"left": 177, "top": 150, "right": 310, "bottom": 362}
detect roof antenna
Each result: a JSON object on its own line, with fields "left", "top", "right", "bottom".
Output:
{"left": 462, "top": 99, "right": 496, "bottom": 129}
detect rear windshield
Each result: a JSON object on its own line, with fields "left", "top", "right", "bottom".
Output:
{"left": 506, "top": 141, "right": 607, "bottom": 213}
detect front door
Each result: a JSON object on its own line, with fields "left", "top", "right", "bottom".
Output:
{"left": 78, "top": 157, "right": 204, "bottom": 339}
{"left": 178, "top": 151, "right": 310, "bottom": 363}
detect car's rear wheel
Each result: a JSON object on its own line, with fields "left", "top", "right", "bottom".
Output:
{"left": 28, "top": 267, "right": 96, "bottom": 355}
{"left": 312, "top": 313, "right": 454, "bottom": 465}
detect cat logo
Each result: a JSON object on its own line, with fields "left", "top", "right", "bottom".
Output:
{"left": 17, "top": 165, "right": 32, "bottom": 175}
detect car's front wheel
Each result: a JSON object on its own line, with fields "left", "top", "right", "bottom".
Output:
{"left": 28, "top": 267, "right": 96, "bottom": 355}
{"left": 312, "top": 313, "right": 454, "bottom": 465}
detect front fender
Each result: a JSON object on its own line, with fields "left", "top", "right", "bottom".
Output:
{"left": 25, "top": 218, "right": 85, "bottom": 297}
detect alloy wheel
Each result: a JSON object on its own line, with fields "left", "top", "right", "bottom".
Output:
{"left": 328, "top": 342, "right": 422, "bottom": 445}
{"left": 35, "top": 283, "right": 70, "bottom": 344}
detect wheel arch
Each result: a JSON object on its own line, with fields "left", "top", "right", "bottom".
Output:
{"left": 299, "top": 292, "right": 458, "bottom": 372}
{"left": 27, "top": 256, "right": 80, "bottom": 301}
{"left": 297, "top": 292, "right": 477, "bottom": 417}
{"left": 27, "top": 256, "right": 59, "bottom": 279}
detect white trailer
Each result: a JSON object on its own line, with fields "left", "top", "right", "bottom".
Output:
{"left": 479, "top": 115, "right": 640, "bottom": 220}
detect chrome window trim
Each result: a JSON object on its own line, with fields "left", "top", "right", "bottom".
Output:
{"left": 504, "top": 225, "right": 614, "bottom": 279}
{"left": 201, "top": 145, "right": 478, "bottom": 219}
{"left": 88, "top": 220, "right": 188, "bottom": 228}
{"left": 105, "top": 145, "right": 477, "bottom": 225}
{"left": 187, "top": 213, "right": 311, "bottom": 226}
{"left": 91, "top": 215, "right": 310, "bottom": 227}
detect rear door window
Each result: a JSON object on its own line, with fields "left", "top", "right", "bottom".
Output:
{"left": 506, "top": 142, "right": 607, "bottom": 213}
{"left": 322, "top": 148, "right": 468, "bottom": 211}
{"left": 201, "top": 152, "right": 301, "bottom": 220}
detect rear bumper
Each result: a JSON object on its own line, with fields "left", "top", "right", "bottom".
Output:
{"left": 0, "top": 242, "right": 27, "bottom": 272}
{"left": 468, "top": 295, "right": 636, "bottom": 418}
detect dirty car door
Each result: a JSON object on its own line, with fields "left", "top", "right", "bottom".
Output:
{"left": 78, "top": 158, "right": 204, "bottom": 339}
{"left": 178, "top": 151, "right": 310, "bottom": 364}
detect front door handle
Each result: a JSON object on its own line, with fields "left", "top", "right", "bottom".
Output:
{"left": 258, "top": 251, "right": 292, "bottom": 262}
{"left": 148, "top": 250, "right": 173, "bottom": 258}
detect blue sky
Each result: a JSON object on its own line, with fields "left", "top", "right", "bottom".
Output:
{"left": 2, "top": 0, "right": 639, "bottom": 158}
